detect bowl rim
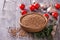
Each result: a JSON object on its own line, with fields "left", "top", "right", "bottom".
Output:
{"left": 20, "top": 12, "right": 48, "bottom": 29}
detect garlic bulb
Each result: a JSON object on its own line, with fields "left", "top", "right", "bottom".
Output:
{"left": 32, "top": 0, "right": 36, "bottom": 4}
{"left": 40, "top": 3, "right": 47, "bottom": 8}
{"left": 47, "top": 7, "right": 57, "bottom": 12}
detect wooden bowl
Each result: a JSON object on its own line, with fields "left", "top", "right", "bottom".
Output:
{"left": 20, "top": 12, "right": 48, "bottom": 32}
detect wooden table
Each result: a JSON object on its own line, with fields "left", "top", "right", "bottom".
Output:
{"left": 0, "top": 0, "right": 60, "bottom": 40}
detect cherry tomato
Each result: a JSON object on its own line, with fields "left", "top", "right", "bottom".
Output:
{"left": 52, "top": 12, "right": 58, "bottom": 18}
{"left": 29, "top": 5, "right": 35, "bottom": 11}
{"left": 55, "top": 3, "right": 60, "bottom": 9}
{"left": 43, "top": 13, "right": 49, "bottom": 19}
{"left": 21, "top": 10, "right": 27, "bottom": 15}
{"left": 34, "top": 3, "right": 40, "bottom": 9}
{"left": 19, "top": 4, "right": 25, "bottom": 10}
{"left": 54, "top": 17, "right": 58, "bottom": 20}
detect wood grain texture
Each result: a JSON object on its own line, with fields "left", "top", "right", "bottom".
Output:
{"left": 0, "top": 0, "right": 60, "bottom": 40}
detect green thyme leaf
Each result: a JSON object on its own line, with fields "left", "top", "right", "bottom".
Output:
{"left": 34, "top": 25, "right": 53, "bottom": 38}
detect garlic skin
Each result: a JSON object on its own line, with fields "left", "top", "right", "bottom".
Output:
{"left": 47, "top": 7, "right": 57, "bottom": 12}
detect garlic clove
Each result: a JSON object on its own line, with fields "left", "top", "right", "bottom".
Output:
{"left": 53, "top": 25, "right": 57, "bottom": 32}
{"left": 47, "top": 7, "right": 57, "bottom": 12}
{"left": 51, "top": 31, "right": 55, "bottom": 37}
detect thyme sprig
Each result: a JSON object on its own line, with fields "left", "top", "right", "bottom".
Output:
{"left": 33, "top": 25, "right": 53, "bottom": 38}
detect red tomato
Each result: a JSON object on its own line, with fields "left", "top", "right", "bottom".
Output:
{"left": 43, "top": 13, "right": 49, "bottom": 19}
{"left": 54, "top": 17, "right": 58, "bottom": 20}
{"left": 52, "top": 12, "right": 58, "bottom": 18}
{"left": 34, "top": 3, "right": 40, "bottom": 9}
{"left": 55, "top": 3, "right": 60, "bottom": 9}
{"left": 29, "top": 5, "right": 35, "bottom": 11}
{"left": 21, "top": 10, "right": 27, "bottom": 15}
{"left": 19, "top": 4, "right": 25, "bottom": 10}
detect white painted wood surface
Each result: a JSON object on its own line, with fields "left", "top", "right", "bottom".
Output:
{"left": 0, "top": 0, "right": 60, "bottom": 40}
